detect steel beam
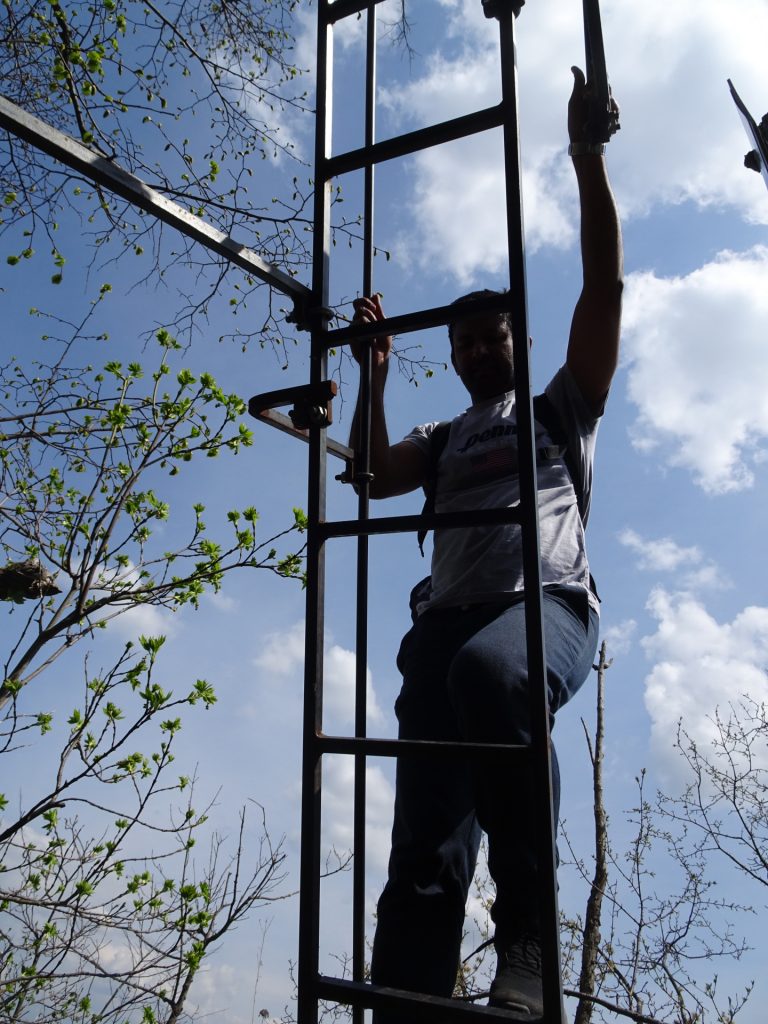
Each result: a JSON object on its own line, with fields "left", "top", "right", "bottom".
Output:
{"left": 0, "top": 94, "right": 312, "bottom": 322}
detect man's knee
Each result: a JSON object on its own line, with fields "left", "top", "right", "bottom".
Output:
{"left": 447, "top": 643, "right": 530, "bottom": 740}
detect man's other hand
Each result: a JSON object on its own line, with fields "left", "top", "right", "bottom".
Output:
{"left": 568, "top": 65, "right": 620, "bottom": 145}
{"left": 351, "top": 295, "right": 393, "bottom": 370}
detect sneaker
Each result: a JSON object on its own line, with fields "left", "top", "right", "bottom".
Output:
{"left": 488, "top": 931, "right": 543, "bottom": 1019}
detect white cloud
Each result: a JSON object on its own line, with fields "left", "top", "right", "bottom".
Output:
{"left": 640, "top": 588, "right": 768, "bottom": 785}
{"left": 601, "top": 618, "right": 637, "bottom": 657}
{"left": 377, "top": 0, "right": 768, "bottom": 283}
{"left": 622, "top": 246, "right": 768, "bottom": 492}
{"left": 253, "top": 622, "right": 385, "bottom": 730}
{"left": 250, "top": 623, "right": 390, "bottom": 870}
{"left": 241, "top": 0, "right": 406, "bottom": 166}
{"left": 381, "top": 4, "right": 578, "bottom": 279}
{"left": 321, "top": 755, "right": 395, "bottom": 875}
{"left": 254, "top": 620, "right": 306, "bottom": 677}
{"left": 325, "top": 643, "right": 385, "bottom": 730}
{"left": 618, "top": 529, "right": 702, "bottom": 573}
{"left": 206, "top": 590, "right": 238, "bottom": 613}
{"left": 105, "top": 601, "right": 180, "bottom": 642}
{"left": 86, "top": 557, "right": 181, "bottom": 641}
{"left": 187, "top": 961, "right": 243, "bottom": 1021}
{"left": 617, "top": 529, "right": 727, "bottom": 593}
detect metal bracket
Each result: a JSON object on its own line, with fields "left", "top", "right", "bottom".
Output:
{"left": 729, "top": 79, "right": 768, "bottom": 192}
{"left": 249, "top": 381, "right": 338, "bottom": 430}
{"left": 482, "top": 0, "right": 525, "bottom": 18}
{"left": 285, "top": 302, "right": 335, "bottom": 334}
{"left": 248, "top": 381, "right": 355, "bottom": 481}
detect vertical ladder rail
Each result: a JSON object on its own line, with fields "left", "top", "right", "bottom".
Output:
{"left": 352, "top": 6, "right": 379, "bottom": 1020}
{"left": 582, "top": 0, "right": 620, "bottom": 143}
{"left": 297, "top": 5, "right": 333, "bottom": 1024}
{"left": 496, "top": 10, "right": 564, "bottom": 1022}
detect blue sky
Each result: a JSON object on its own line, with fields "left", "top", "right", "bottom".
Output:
{"left": 3, "top": 0, "right": 768, "bottom": 1020}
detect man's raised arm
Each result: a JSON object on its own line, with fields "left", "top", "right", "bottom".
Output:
{"left": 565, "top": 66, "right": 624, "bottom": 415}
{"left": 349, "top": 295, "right": 427, "bottom": 499}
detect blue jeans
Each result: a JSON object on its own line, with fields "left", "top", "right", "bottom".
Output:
{"left": 370, "top": 586, "right": 598, "bottom": 1011}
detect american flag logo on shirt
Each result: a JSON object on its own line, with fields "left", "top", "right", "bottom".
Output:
{"left": 468, "top": 444, "right": 519, "bottom": 483}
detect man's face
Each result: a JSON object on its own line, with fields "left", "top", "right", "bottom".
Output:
{"left": 451, "top": 313, "right": 515, "bottom": 403}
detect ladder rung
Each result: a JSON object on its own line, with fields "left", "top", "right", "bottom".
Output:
{"left": 315, "top": 976, "right": 520, "bottom": 1021}
{"left": 325, "top": 292, "right": 513, "bottom": 346}
{"left": 324, "top": 104, "right": 505, "bottom": 179}
{"left": 319, "top": 507, "right": 523, "bottom": 541}
{"left": 326, "top": 0, "right": 391, "bottom": 23}
{"left": 317, "top": 734, "right": 530, "bottom": 759}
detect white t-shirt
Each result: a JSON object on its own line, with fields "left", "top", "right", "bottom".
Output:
{"left": 403, "top": 365, "right": 599, "bottom": 614}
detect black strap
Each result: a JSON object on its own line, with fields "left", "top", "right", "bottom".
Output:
{"left": 417, "top": 420, "right": 452, "bottom": 555}
{"left": 532, "top": 393, "right": 587, "bottom": 522}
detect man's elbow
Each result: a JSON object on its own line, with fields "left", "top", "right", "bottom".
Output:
{"left": 355, "top": 462, "right": 398, "bottom": 499}
{"left": 368, "top": 477, "right": 392, "bottom": 499}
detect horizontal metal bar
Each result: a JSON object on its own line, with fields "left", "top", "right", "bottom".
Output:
{"left": 0, "top": 94, "right": 312, "bottom": 306}
{"left": 327, "top": 0, "right": 391, "bottom": 23}
{"left": 316, "top": 976, "right": 515, "bottom": 1021}
{"left": 317, "top": 734, "right": 529, "bottom": 758}
{"left": 324, "top": 104, "right": 504, "bottom": 179}
{"left": 326, "top": 291, "right": 514, "bottom": 346}
{"left": 254, "top": 409, "right": 354, "bottom": 463}
{"left": 319, "top": 506, "right": 522, "bottom": 541}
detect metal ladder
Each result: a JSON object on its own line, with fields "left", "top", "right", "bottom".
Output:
{"left": 0, "top": 1, "right": 619, "bottom": 1020}
{"left": 249, "top": 3, "right": 615, "bottom": 1022}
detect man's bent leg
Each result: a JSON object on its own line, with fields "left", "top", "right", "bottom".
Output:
{"left": 371, "top": 610, "right": 484, "bottom": 1023}
{"left": 446, "top": 589, "right": 598, "bottom": 928}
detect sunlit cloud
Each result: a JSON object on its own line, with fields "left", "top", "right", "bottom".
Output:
{"left": 641, "top": 588, "right": 768, "bottom": 786}
{"left": 321, "top": 755, "right": 395, "bottom": 876}
{"left": 618, "top": 529, "right": 702, "bottom": 573}
{"left": 377, "top": 0, "right": 768, "bottom": 283}
{"left": 324, "top": 643, "right": 385, "bottom": 730}
{"left": 252, "top": 621, "right": 384, "bottom": 729}
{"left": 254, "top": 620, "right": 306, "bottom": 677}
{"left": 601, "top": 618, "right": 637, "bottom": 657}
{"left": 617, "top": 530, "right": 728, "bottom": 595}
{"left": 622, "top": 246, "right": 768, "bottom": 492}
{"left": 105, "top": 601, "right": 180, "bottom": 642}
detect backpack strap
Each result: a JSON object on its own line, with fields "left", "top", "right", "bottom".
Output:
{"left": 532, "top": 392, "right": 587, "bottom": 522}
{"left": 417, "top": 420, "right": 452, "bottom": 555}
{"left": 533, "top": 392, "right": 598, "bottom": 598}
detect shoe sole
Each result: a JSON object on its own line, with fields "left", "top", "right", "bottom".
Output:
{"left": 487, "top": 997, "right": 543, "bottom": 1021}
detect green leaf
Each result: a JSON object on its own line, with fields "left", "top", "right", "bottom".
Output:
{"left": 139, "top": 635, "right": 166, "bottom": 655}
{"left": 36, "top": 712, "right": 53, "bottom": 735}
{"left": 293, "top": 507, "right": 308, "bottom": 532}
{"left": 188, "top": 679, "right": 216, "bottom": 708}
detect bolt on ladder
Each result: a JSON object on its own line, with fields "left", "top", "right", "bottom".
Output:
{"left": 250, "top": 2, "right": 617, "bottom": 1022}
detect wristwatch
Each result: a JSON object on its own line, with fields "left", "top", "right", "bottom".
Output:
{"left": 568, "top": 141, "right": 606, "bottom": 156}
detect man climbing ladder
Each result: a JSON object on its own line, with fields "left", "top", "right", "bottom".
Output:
{"left": 350, "top": 65, "right": 623, "bottom": 1022}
